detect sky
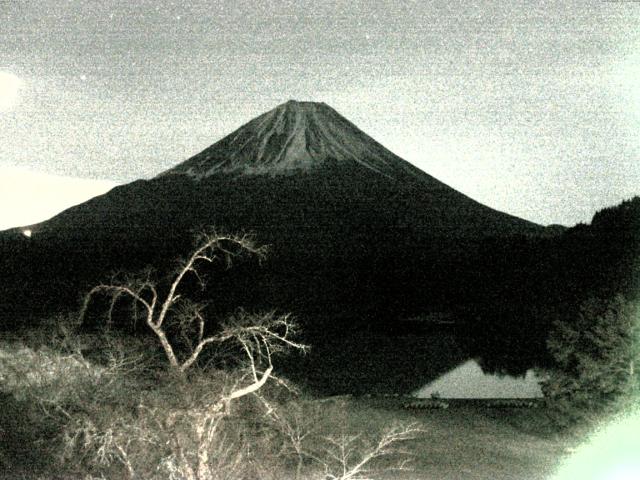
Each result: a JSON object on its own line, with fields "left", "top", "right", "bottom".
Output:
{"left": 1, "top": 0, "right": 640, "bottom": 229}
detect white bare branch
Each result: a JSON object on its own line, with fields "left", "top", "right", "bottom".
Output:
{"left": 77, "top": 230, "right": 311, "bottom": 479}
{"left": 225, "top": 365, "right": 274, "bottom": 403}
{"left": 154, "top": 232, "right": 265, "bottom": 331}
{"left": 312, "top": 423, "right": 423, "bottom": 480}
{"left": 80, "top": 230, "right": 303, "bottom": 377}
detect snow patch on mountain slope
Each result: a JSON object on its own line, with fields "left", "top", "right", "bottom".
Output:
{"left": 160, "top": 101, "right": 426, "bottom": 181}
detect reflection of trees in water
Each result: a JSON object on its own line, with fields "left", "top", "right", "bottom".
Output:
{"left": 280, "top": 330, "right": 470, "bottom": 395}
{"left": 415, "top": 359, "right": 544, "bottom": 399}
{"left": 462, "top": 316, "right": 553, "bottom": 378}
{"left": 279, "top": 325, "right": 549, "bottom": 396}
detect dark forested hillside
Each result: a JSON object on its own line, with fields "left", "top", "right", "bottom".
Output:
{"left": 0, "top": 101, "right": 543, "bottom": 332}
{"left": 462, "top": 196, "right": 640, "bottom": 376}
{"left": 0, "top": 101, "right": 636, "bottom": 393}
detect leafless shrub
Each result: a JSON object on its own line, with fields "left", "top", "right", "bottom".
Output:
{"left": 0, "top": 335, "right": 150, "bottom": 477}
{"left": 72, "top": 231, "right": 309, "bottom": 479}
{"left": 318, "top": 423, "right": 423, "bottom": 480}
{"left": 264, "top": 397, "right": 424, "bottom": 480}
{"left": 5, "top": 231, "right": 422, "bottom": 480}
{"left": 80, "top": 231, "right": 271, "bottom": 373}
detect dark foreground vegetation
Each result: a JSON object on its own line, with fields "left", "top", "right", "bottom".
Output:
{"left": 1, "top": 232, "right": 427, "bottom": 480}
{"left": 1, "top": 197, "right": 639, "bottom": 479}
{"left": 0, "top": 323, "right": 579, "bottom": 480}
{"left": 0, "top": 325, "right": 427, "bottom": 480}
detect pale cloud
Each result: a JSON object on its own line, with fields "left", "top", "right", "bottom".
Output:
{"left": 0, "top": 71, "right": 23, "bottom": 111}
{"left": 0, "top": 167, "right": 117, "bottom": 230}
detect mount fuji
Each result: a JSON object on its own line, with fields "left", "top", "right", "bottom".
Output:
{"left": 162, "top": 100, "right": 437, "bottom": 179}
{"left": 1, "top": 100, "right": 545, "bottom": 327}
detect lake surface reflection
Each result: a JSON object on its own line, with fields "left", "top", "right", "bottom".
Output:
{"left": 282, "top": 326, "right": 546, "bottom": 396}
{"left": 413, "top": 359, "right": 544, "bottom": 399}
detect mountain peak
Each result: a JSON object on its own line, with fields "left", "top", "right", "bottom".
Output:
{"left": 160, "top": 101, "right": 424, "bottom": 180}
{"left": 283, "top": 99, "right": 326, "bottom": 107}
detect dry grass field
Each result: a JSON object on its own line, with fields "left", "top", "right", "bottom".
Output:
{"left": 349, "top": 396, "right": 575, "bottom": 480}
{"left": 0, "top": 332, "right": 599, "bottom": 480}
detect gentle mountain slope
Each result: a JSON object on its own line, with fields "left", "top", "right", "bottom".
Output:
{"left": 1, "top": 100, "right": 545, "bottom": 330}
{"left": 161, "top": 100, "right": 429, "bottom": 180}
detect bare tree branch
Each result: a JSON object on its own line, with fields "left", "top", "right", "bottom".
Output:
{"left": 77, "top": 230, "right": 311, "bottom": 479}
{"left": 80, "top": 231, "right": 304, "bottom": 377}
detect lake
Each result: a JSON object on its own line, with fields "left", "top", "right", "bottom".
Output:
{"left": 413, "top": 358, "right": 544, "bottom": 399}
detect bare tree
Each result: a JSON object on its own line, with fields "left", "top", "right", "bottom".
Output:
{"left": 77, "top": 231, "right": 308, "bottom": 479}
{"left": 161, "top": 310, "right": 307, "bottom": 480}
{"left": 80, "top": 231, "right": 279, "bottom": 373}
{"left": 63, "top": 309, "right": 308, "bottom": 480}
{"left": 318, "top": 423, "right": 422, "bottom": 480}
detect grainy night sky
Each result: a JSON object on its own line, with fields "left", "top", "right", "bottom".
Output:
{"left": 1, "top": 0, "right": 639, "bottom": 229}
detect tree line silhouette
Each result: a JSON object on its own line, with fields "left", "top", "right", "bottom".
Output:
{"left": 0, "top": 196, "right": 637, "bottom": 392}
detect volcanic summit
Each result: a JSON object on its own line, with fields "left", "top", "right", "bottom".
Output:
{"left": 162, "top": 100, "right": 427, "bottom": 180}
{"left": 1, "top": 100, "right": 545, "bottom": 325}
